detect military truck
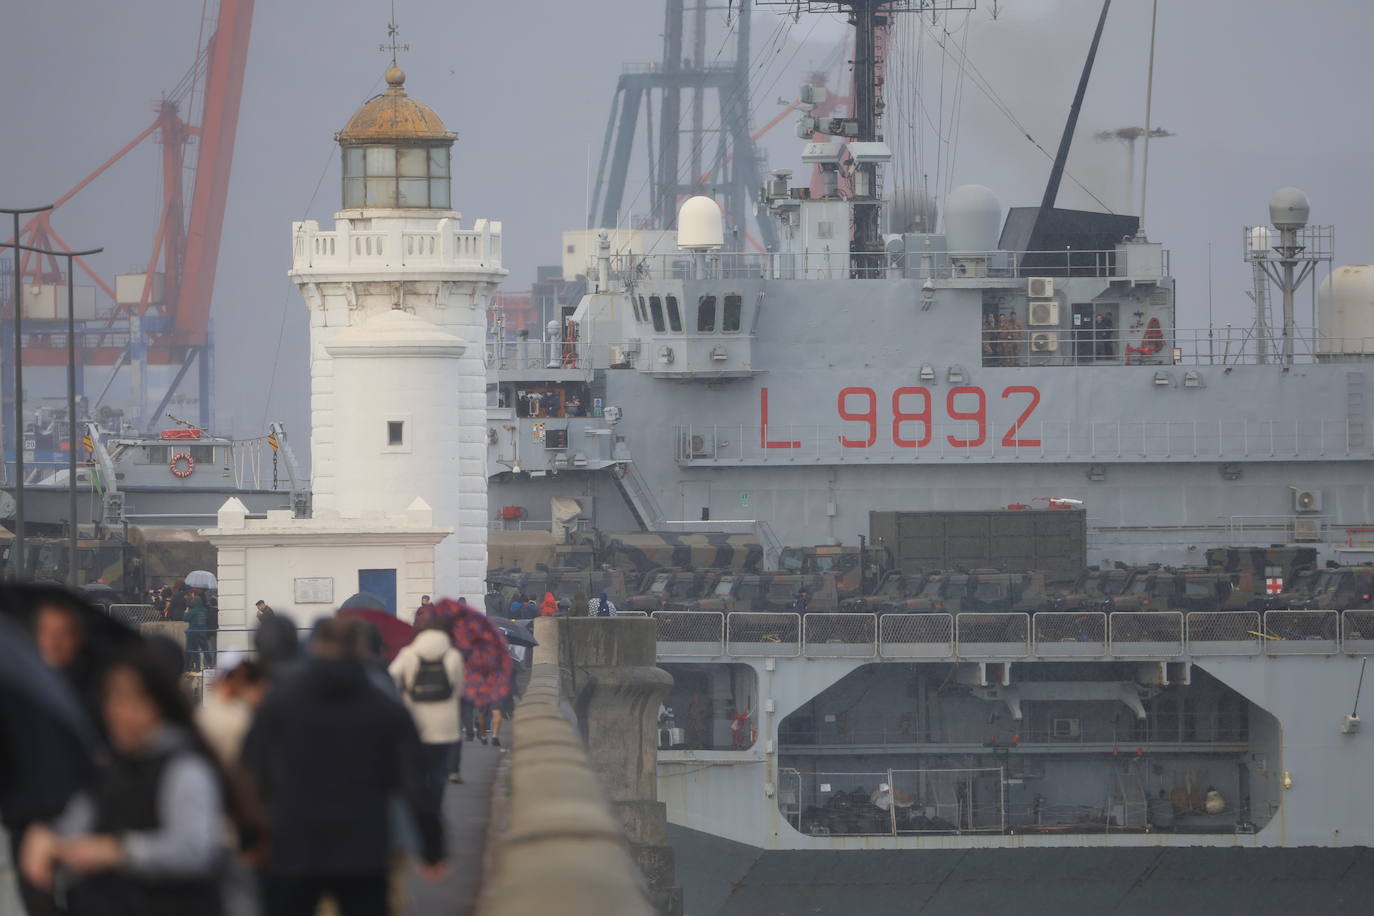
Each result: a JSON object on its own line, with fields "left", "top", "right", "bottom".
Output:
{"left": 486, "top": 567, "right": 630, "bottom": 614}
{"left": 1286, "top": 567, "right": 1374, "bottom": 611}
{"left": 839, "top": 571, "right": 928, "bottom": 614}
{"left": 685, "top": 572, "right": 840, "bottom": 614}
{"left": 623, "top": 568, "right": 724, "bottom": 612}
{"left": 777, "top": 545, "right": 877, "bottom": 600}
{"left": 1051, "top": 566, "right": 1146, "bottom": 612}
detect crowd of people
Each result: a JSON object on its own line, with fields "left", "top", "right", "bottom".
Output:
{"left": 501, "top": 590, "right": 617, "bottom": 619}
{"left": 0, "top": 584, "right": 528, "bottom": 916}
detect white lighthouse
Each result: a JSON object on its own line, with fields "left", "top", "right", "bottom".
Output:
{"left": 284, "top": 65, "right": 506, "bottom": 602}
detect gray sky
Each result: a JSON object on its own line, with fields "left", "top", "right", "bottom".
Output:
{"left": 3, "top": 1, "right": 1372, "bottom": 447}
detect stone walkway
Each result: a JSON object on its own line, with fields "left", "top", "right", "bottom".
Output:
{"left": 407, "top": 737, "right": 504, "bottom": 916}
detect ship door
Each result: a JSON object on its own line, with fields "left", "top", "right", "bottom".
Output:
{"left": 681, "top": 481, "right": 711, "bottom": 522}
{"left": 1071, "top": 303, "right": 1095, "bottom": 362}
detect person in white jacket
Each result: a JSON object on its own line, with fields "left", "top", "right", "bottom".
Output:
{"left": 389, "top": 622, "right": 465, "bottom": 805}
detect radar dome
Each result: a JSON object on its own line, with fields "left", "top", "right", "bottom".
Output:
{"left": 887, "top": 188, "right": 939, "bottom": 234}
{"left": 1269, "top": 187, "right": 1311, "bottom": 230}
{"left": 944, "top": 185, "right": 1002, "bottom": 254}
{"left": 1317, "top": 265, "right": 1374, "bottom": 356}
{"left": 677, "top": 195, "right": 724, "bottom": 251}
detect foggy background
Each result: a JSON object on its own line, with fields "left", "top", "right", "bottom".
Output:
{"left": 2, "top": 0, "right": 1371, "bottom": 455}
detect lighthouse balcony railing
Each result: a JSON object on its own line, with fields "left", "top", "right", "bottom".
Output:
{"left": 673, "top": 417, "right": 1368, "bottom": 465}
{"left": 650, "top": 609, "right": 1361, "bottom": 660}
{"left": 291, "top": 218, "right": 502, "bottom": 272}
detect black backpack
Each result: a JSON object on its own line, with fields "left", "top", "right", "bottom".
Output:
{"left": 409, "top": 658, "right": 453, "bottom": 702}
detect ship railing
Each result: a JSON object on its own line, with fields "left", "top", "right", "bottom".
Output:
{"left": 652, "top": 610, "right": 726, "bottom": 657}
{"left": 778, "top": 716, "right": 1248, "bottom": 749}
{"left": 649, "top": 609, "right": 1368, "bottom": 660}
{"left": 485, "top": 338, "right": 597, "bottom": 371}
{"left": 982, "top": 326, "right": 1374, "bottom": 368}
{"left": 603, "top": 248, "right": 1163, "bottom": 282}
{"left": 724, "top": 611, "right": 801, "bottom": 656}
{"left": 674, "top": 418, "right": 1367, "bottom": 464}
{"left": 803, "top": 613, "right": 877, "bottom": 658}
{"left": 955, "top": 613, "right": 1031, "bottom": 657}
{"left": 1341, "top": 610, "right": 1374, "bottom": 654}
{"left": 1109, "top": 612, "right": 1184, "bottom": 656}
{"left": 1185, "top": 611, "right": 1263, "bottom": 655}
{"left": 1032, "top": 612, "right": 1107, "bottom": 656}
{"left": 878, "top": 613, "right": 954, "bottom": 658}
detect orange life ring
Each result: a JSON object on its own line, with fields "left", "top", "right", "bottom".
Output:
{"left": 170, "top": 452, "right": 195, "bottom": 478}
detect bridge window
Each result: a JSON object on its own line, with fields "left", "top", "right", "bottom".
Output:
{"left": 635, "top": 295, "right": 647, "bottom": 323}
{"left": 722, "top": 294, "right": 742, "bottom": 332}
{"left": 697, "top": 295, "right": 717, "bottom": 332}
{"left": 648, "top": 296, "right": 666, "bottom": 332}
{"left": 666, "top": 295, "right": 683, "bottom": 332}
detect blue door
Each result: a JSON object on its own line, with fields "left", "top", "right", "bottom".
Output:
{"left": 357, "top": 568, "right": 398, "bottom": 615}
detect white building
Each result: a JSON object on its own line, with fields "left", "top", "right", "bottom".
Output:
{"left": 204, "top": 65, "right": 505, "bottom": 628}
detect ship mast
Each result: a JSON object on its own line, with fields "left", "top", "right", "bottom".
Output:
{"left": 760, "top": 1, "right": 974, "bottom": 273}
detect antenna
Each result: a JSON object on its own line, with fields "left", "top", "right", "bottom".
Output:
{"left": 380, "top": 0, "right": 410, "bottom": 67}
{"left": 759, "top": 2, "right": 974, "bottom": 273}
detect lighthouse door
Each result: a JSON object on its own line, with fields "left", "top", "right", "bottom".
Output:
{"left": 358, "top": 568, "right": 398, "bottom": 615}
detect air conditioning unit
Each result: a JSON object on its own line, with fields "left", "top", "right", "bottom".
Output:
{"left": 1293, "top": 518, "right": 1322, "bottom": 542}
{"left": 609, "top": 346, "right": 632, "bottom": 368}
{"left": 689, "top": 434, "right": 711, "bottom": 458}
{"left": 1028, "top": 300, "right": 1059, "bottom": 326}
{"left": 1293, "top": 489, "right": 1323, "bottom": 513}
{"left": 1027, "top": 277, "right": 1055, "bottom": 298}
{"left": 658, "top": 345, "right": 675, "bottom": 365}
{"left": 1030, "top": 331, "right": 1059, "bottom": 352}
{"left": 1052, "top": 717, "right": 1081, "bottom": 739}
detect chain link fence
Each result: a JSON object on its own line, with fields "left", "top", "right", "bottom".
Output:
{"left": 802, "top": 613, "right": 877, "bottom": 657}
{"left": 878, "top": 613, "right": 954, "bottom": 658}
{"left": 956, "top": 613, "right": 1030, "bottom": 657}
{"left": 107, "top": 604, "right": 160, "bottom": 627}
{"left": 1263, "top": 610, "right": 1340, "bottom": 654}
{"left": 1186, "top": 611, "right": 1262, "bottom": 655}
{"left": 726, "top": 612, "right": 800, "bottom": 656}
{"left": 1032, "top": 612, "right": 1107, "bottom": 656}
{"left": 1343, "top": 610, "right": 1374, "bottom": 655}
{"left": 1109, "top": 612, "right": 1184, "bottom": 656}
{"left": 651, "top": 611, "right": 725, "bottom": 656}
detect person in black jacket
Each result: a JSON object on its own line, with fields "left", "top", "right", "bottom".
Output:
{"left": 243, "top": 618, "right": 446, "bottom": 915}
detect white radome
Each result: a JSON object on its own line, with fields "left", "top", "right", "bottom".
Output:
{"left": 678, "top": 195, "right": 724, "bottom": 251}
{"left": 1317, "top": 265, "right": 1374, "bottom": 355}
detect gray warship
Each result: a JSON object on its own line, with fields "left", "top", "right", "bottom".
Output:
{"left": 486, "top": 1, "right": 1374, "bottom": 911}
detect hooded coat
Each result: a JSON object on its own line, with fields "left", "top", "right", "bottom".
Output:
{"left": 539, "top": 592, "right": 559, "bottom": 617}
{"left": 389, "top": 630, "right": 465, "bottom": 746}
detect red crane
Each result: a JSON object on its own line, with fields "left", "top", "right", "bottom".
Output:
{"left": 6, "top": 0, "right": 254, "bottom": 429}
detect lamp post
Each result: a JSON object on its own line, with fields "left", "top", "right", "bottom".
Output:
{"left": 2, "top": 204, "right": 55, "bottom": 577}
{"left": 0, "top": 238, "right": 102, "bottom": 585}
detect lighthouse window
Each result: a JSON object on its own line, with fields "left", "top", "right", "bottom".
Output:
{"left": 648, "top": 296, "right": 666, "bottom": 332}
{"left": 387, "top": 421, "right": 405, "bottom": 446}
{"left": 722, "top": 294, "right": 742, "bottom": 332}
{"left": 697, "top": 296, "right": 717, "bottom": 332}
{"left": 666, "top": 295, "right": 683, "bottom": 332}
{"left": 342, "top": 144, "right": 452, "bottom": 210}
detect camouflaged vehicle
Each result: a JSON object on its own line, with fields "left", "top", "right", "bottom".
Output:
{"left": 623, "top": 568, "right": 724, "bottom": 612}
{"left": 684, "top": 572, "right": 840, "bottom": 614}
{"left": 1050, "top": 566, "right": 1145, "bottom": 612}
{"left": 838, "top": 571, "right": 931, "bottom": 615}
{"left": 777, "top": 546, "right": 877, "bottom": 600}
{"left": 1, "top": 534, "right": 144, "bottom": 601}
{"left": 1283, "top": 567, "right": 1374, "bottom": 611}
{"left": 568, "top": 531, "right": 763, "bottom": 574}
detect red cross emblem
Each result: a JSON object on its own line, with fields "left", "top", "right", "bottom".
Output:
{"left": 1265, "top": 577, "right": 1284, "bottom": 595}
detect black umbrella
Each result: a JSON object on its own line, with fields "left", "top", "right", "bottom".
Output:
{"left": 339, "top": 591, "right": 390, "bottom": 612}
{"left": 486, "top": 616, "right": 538, "bottom": 648}
{"left": 0, "top": 616, "right": 97, "bottom": 826}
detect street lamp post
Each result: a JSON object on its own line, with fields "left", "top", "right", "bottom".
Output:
{"left": 0, "top": 237, "right": 102, "bottom": 585}
{"left": 2, "top": 204, "right": 55, "bottom": 578}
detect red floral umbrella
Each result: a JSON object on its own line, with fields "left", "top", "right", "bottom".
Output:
{"left": 424, "top": 598, "right": 514, "bottom": 705}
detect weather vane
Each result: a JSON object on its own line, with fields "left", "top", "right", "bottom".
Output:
{"left": 379, "top": 0, "right": 410, "bottom": 67}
